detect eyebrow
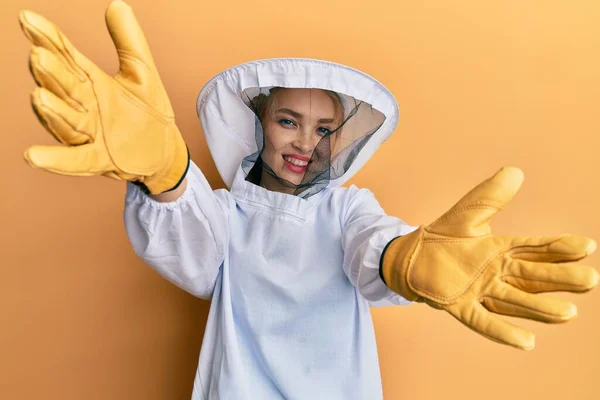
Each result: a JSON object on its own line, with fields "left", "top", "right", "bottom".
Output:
{"left": 276, "top": 108, "right": 336, "bottom": 124}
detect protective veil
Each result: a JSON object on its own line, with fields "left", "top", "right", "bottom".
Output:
{"left": 198, "top": 59, "right": 396, "bottom": 198}
{"left": 125, "top": 58, "right": 415, "bottom": 399}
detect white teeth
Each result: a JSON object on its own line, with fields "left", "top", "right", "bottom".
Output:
{"left": 284, "top": 156, "right": 308, "bottom": 167}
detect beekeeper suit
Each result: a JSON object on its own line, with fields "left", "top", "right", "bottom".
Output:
{"left": 18, "top": 1, "right": 599, "bottom": 400}
{"left": 128, "top": 59, "right": 420, "bottom": 398}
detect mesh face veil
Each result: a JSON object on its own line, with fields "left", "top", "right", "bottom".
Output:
{"left": 196, "top": 59, "right": 399, "bottom": 196}
{"left": 240, "top": 86, "right": 386, "bottom": 198}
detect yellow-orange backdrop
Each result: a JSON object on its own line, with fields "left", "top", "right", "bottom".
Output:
{"left": 2, "top": 0, "right": 599, "bottom": 399}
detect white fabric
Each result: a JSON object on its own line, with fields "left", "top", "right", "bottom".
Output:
{"left": 123, "top": 58, "right": 415, "bottom": 399}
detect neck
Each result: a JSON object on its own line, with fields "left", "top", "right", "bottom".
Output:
{"left": 260, "top": 170, "right": 297, "bottom": 195}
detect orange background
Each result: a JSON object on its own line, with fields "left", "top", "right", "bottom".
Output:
{"left": 2, "top": 0, "right": 599, "bottom": 399}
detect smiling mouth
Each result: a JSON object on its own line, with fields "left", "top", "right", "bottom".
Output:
{"left": 283, "top": 155, "right": 309, "bottom": 167}
{"left": 282, "top": 155, "right": 309, "bottom": 173}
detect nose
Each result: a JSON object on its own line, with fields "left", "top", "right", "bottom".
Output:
{"left": 292, "top": 130, "right": 318, "bottom": 154}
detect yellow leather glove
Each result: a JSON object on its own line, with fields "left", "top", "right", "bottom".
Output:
{"left": 382, "top": 167, "right": 598, "bottom": 350}
{"left": 19, "top": 0, "right": 188, "bottom": 194}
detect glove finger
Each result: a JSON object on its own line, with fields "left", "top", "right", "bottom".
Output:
{"left": 508, "top": 235, "right": 596, "bottom": 263}
{"left": 105, "top": 1, "right": 160, "bottom": 84}
{"left": 29, "top": 46, "right": 86, "bottom": 112}
{"left": 24, "top": 143, "right": 105, "bottom": 176}
{"left": 483, "top": 281, "right": 577, "bottom": 323}
{"left": 428, "top": 167, "right": 524, "bottom": 238}
{"left": 446, "top": 301, "right": 535, "bottom": 350}
{"left": 503, "top": 258, "right": 599, "bottom": 293}
{"left": 19, "top": 10, "right": 92, "bottom": 79}
{"left": 31, "top": 87, "right": 91, "bottom": 145}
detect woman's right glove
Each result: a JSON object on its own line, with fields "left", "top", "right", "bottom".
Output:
{"left": 19, "top": 0, "right": 189, "bottom": 194}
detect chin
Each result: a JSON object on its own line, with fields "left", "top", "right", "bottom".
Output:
{"left": 282, "top": 174, "right": 302, "bottom": 186}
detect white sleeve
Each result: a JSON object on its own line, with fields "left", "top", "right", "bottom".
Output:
{"left": 123, "top": 161, "right": 229, "bottom": 299}
{"left": 341, "top": 186, "right": 418, "bottom": 307}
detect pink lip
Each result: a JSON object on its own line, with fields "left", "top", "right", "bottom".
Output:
{"left": 283, "top": 154, "right": 310, "bottom": 161}
{"left": 282, "top": 154, "right": 309, "bottom": 174}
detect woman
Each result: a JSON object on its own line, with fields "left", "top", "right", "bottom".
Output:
{"left": 19, "top": 1, "right": 598, "bottom": 399}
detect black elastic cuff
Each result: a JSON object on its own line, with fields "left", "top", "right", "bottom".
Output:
{"left": 379, "top": 235, "right": 402, "bottom": 287}
{"left": 131, "top": 180, "right": 151, "bottom": 196}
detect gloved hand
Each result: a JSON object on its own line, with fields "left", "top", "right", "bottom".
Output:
{"left": 381, "top": 167, "right": 598, "bottom": 350}
{"left": 19, "top": 0, "right": 189, "bottom": 194}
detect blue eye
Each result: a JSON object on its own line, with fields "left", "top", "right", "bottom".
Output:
{"left": 278, "top": 119, "right": 295, "bottom": 127}
{"left": 317, "top": 127, "right": 333, "bottom": 135}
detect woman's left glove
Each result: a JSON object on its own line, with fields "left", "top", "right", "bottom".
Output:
{"left": 381, "top": 167, "right": 598, "bottom": 350}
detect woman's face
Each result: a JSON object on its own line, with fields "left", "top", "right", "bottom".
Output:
{"left": 259, "top": 88, "right": 343, "bottom": 192}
